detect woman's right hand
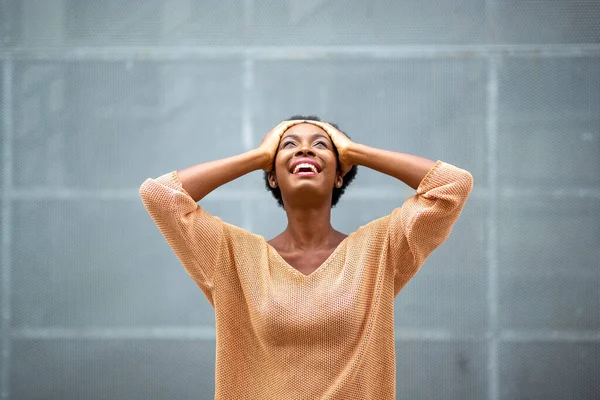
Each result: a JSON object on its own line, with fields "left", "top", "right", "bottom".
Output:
{"left": 257, "top": 120, "right": 306, "bottom": 171}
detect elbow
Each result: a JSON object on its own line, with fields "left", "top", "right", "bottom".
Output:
{"left": 461, "top": 170, "right": 474, "bottom": 196}
{"left": 138, "top": 178, "right": 168, "bottom": 212}
{"left": 138, "top": 178, "right": 153, "bottom": 203}
{"left": 446, "top": 168, "right": 474, "bottom": 200}
{"left": 438, "top": 172, "right": 473, "bottom": 213}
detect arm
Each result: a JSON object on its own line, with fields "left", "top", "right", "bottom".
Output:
{"left": 178, "top": 120, "right": 306, "bottom": 202}
{"left": 177, "top": 149, "right": 267, "bottom": 203}
{"left": 306, "top": 121, "right": 473, "bottom": 295}
{"left": 342, "top": 139, "right": 473, "bottom": 272}
{"left": 305, "top": 120, "right": 437, "bottom": 190}
{"left": 139, "top": 120, "right": 305, "bottom": 302}
{"left": 346, "top": 143, "right": 438, "bottom": 190}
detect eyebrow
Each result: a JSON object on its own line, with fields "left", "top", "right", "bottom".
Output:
{"left": 281, "top": 133, "right": 330, "bottom": 142}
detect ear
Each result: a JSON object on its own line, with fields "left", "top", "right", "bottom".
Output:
{"left": 268, "top": 171, "right": 278, "bottom": 188}
{"left": 335, "top": 174, "right": 343, "bottom": 188}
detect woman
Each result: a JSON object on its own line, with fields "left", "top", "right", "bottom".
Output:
{"left": 139, "top": 116, "right": 473, "bottom": 399}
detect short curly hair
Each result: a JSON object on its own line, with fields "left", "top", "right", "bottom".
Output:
{"left": 263, "top": 115, "right": 358, "bottom": 209}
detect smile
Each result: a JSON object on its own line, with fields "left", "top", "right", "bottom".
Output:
{"left": 292, "top": 163, "right": 319, "bottom": 175}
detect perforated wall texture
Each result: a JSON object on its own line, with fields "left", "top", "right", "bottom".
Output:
{"left": 1, "top": 1, "right": 599, "bottom": 399}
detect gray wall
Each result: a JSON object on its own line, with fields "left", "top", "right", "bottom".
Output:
{"left": 1, "top": 1, "right": 599, "bottom": 399}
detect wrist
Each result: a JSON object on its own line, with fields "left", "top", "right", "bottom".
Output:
{"left": 344, "top": 142, "right": 365, "bottom": 166}
{"left": 250, "top": 148, "right": 272, "bottom": 171}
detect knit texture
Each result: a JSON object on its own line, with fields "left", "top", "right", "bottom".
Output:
{"left": 139, "top": 160, "right": 473, "bottom": 399}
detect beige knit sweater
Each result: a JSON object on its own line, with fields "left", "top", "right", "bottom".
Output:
{"left": 139, "top": 160, "right": 473, "bottom": 399}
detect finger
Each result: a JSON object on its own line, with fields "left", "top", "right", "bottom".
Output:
{"left": 273, "top": 120, "right": 299, "bottom": 137}
{"left": 304, "top": 120, "right": 332, "bottom": 135}
{"left": 287, "top": 119, "right": 307, "bottom": 126}
{"left": 279, "top": 119, "right": 306, "bottom": 132}
{"left": 319, "top": 122, "right": 349, "bottom": 139}
{"left": 304, "top": 120, "right": 326, "bottom": 128}
{"left": 277, "top": 120, "right": 298, "bottom": 130}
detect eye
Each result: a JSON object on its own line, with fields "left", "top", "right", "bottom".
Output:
{"left": 314, "top": 141, "right": 327, "bottom": 148}
{"left": 282, "top": 141, "right": 295, "bottom": 148}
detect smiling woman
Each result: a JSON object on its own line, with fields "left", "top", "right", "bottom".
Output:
{"left": 264, "top": 115, "right": 358, "bottom": 209}
{"left": 139, "top": 116, "right": 473, "bottom": 399}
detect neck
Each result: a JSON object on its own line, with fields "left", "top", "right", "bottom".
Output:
{"left": 282, "top": 202, "right": 335, "bottom": 250}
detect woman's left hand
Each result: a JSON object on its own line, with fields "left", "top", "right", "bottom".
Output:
{"left": 306, "top": 120, "right": 355, "bottom": 177}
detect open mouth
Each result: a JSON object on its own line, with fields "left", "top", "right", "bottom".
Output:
{"left": 291, "top": 163, "right": 320, "bottom": 176}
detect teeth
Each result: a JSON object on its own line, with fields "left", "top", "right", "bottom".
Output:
{"left": 293, "top": 163, "right": 318, "bottom": 174}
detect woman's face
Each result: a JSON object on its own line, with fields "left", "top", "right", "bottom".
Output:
{"left": 270, "top": 123, "right": 341, "bottom": 208}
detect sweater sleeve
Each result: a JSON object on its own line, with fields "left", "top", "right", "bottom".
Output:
{"left": 139, "top": 170, "right": 224, "bottom": 305}
{"left": 388, "top": 160, "right": 474, "bottom": 296}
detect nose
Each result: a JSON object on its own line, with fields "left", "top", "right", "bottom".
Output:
{"left": 295, "top": 146, "right": 315, "bottom": 157}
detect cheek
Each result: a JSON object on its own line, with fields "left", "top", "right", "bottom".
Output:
{"left": 325, "top": 153, "right": 340, "bottom": 173}
{"left": 325, "top": 169, "right": 337, "bottom": 183}
{"left": 274, "top": 157, "right": 289, "bottom": 182}
{"left": 271, "top": 152, "right": 282, "bottom": 168}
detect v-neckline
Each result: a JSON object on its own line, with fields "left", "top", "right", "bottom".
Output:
{"left": 265, "top": 235, "right": 350, "bottom": 279}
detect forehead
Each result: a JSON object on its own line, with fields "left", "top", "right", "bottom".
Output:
{"left": 283, "top": 122, "right": 328, "bottom": 138}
